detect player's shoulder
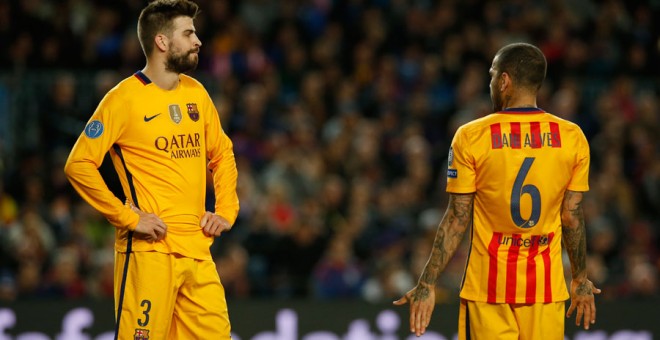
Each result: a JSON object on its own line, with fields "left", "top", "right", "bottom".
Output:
{"left": 456, "top": 113, "right": 500, "bottom": 134}
{"left": 96, "top": 74, "right": 140, "bottom": 106}
{"left": 542, "top": 112, "right": 585, "bottom": 134}
{"left": 179, "top": 74, "right": 207, "bottom": 91}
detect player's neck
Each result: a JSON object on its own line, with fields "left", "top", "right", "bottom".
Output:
{"left": 502, "top": 93, "right": 538, "bottom": 110}
{"left": 141, "top": 63, "right": 180, "bottom": 91}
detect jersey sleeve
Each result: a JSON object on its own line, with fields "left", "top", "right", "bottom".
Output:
{"left": 204, "top": 93, "right": 239, "bottom": 225}
{"left": 446, "top": 125, "right": 477, "bottom": 193}
{"left": 566, "top": 127, "right": 590, "bottom": 192}
{"left": 64, "top": 91, "right": 139, "bottom": 229}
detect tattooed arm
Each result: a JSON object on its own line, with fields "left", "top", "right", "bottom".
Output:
{"left": 394, "top": 193, "right": 474, "bottom": 337}
{"left": 418, "top": 193, "right": 473, "bottom": 294}
{"left": 561, "top": 190, "right": 601, "bottom": 330}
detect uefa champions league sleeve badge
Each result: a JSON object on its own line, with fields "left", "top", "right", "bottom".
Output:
{"left": 84, "top": 120, "right": 104, "bottom": 139}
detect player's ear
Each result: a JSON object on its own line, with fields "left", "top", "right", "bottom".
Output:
{"left": 154, "top": 33, "right": 168, "bottom": 52}
{"left": 500, "top": 72, "right": 511, "bottom": 92}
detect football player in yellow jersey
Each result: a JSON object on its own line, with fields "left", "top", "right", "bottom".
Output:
{"left": 64, "top": 1, "right": 238, "bottom": 339}
{"left": 395, "top": 43, "right": 601, "bottom": 339}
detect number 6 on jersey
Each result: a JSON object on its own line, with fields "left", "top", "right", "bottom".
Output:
{"left": 510, "top": 157, "right": 541, "bottom": 228}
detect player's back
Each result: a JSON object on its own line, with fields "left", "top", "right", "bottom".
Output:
{"left": 447, "top": 107, "right": 590, "bottom": 303}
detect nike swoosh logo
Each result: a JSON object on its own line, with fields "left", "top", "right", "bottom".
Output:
{"left": 144, "top": 113, "right": 161, "bottom": 122}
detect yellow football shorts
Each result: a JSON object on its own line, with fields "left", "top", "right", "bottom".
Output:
{"left": 114, "top": 250, "right": 231, "bottom": 340}
{"left": 458, "top": 298, "right": 564, "bottom": 340}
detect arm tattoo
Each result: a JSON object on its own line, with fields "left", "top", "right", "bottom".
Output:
{"left": 414, "top": 283, "right": 431, "bottom": 301}
{"left": 561, "top": 191, "right": 587, "bottom": 280}
{"left": 413, "top": 194, "right": 473, "bottom": 300}
{"left": 575, "top": 282, "right": 593, "bottom": 296}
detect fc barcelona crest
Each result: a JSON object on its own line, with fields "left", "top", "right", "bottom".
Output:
{"left": 134, "top": 328, "right": 149, "bottom": 340}
{"left": 169, "top": 104, "right": 182, "bottom": 124}
{"left": 186, "top": 103, "right": 200, "bottom": 122}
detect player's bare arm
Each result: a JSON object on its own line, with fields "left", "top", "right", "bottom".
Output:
{"left": 394, "top": 193, "right": 474, "bottom": 337}
{"left": 561, "top": 190, "right": 601, "bottom": 330}
{"left": 200, "top": 212, "right": 232, "bottom": 237}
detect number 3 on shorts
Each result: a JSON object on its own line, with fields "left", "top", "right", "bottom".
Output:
{"left": 138, "top": 299, "right": 151, "bottom": 327}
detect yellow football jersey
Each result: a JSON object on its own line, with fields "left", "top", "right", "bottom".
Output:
{"left": 65, "top": 71, "right": 239, "bottom": 260}
{"left": 446, "top": 107, "right": 589, "bottom": 303}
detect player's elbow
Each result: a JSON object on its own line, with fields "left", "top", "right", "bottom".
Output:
{"left": 560, "top": 211, "right": 579, "bottom": 230}
{"left": 63, "top": 158, "right": 73, "bottom": 177}
{"left": 560, "top": 190, "right": 585, "bottom": 230}
{"left": 63, "top": 156, "right": 82, "bottom": 181}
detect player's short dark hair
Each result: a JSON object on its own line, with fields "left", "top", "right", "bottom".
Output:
{"left": 137, "top": 0, "right": 199, "bottom": 57}
{"left": 494, "top": 43, "right": 547, "bottom": 91}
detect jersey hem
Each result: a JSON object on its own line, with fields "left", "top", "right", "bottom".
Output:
{"left": 446, "top": 187, "right": 476, "bottom": 194}
{"left": 459, "top": 293, "right": 570, "bottom": 304}
{"left": 566, "top": 185, "right": 589, "bottom": 192}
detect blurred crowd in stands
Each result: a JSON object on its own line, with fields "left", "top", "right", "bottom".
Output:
{"left": 0, "top": 0, "right": 658, "bottom": 303}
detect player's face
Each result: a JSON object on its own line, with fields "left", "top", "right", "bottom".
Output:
{"left": 165, "top": 16, "right": 202, "bottom": 74}
{"left": 489, "top": 56, "right": 503, "bottom": 112}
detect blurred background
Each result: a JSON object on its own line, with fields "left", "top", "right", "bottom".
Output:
{"left": 0, "top": 0, "right": 658, "bottom": 316}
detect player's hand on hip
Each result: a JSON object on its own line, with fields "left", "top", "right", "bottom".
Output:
{"left": 393, "top": 283, "right": 436, "bottom": 337}
{"left": 130, "top": 205, "right": 167, "bottom": 242}
{"left": 200, "top": 212, "right": 231, "bottom": 237}
{"left": 567, "top": 278, "right": 601, "bottom": 330}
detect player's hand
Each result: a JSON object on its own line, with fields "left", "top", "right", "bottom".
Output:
{"left": 130, "top": 205, "right": 167, "bottom": 242}
{"left": 567, "top": 278, "right": 601, "bottom": 330}
{"left": 393, "top": 283, "right": 436, "bottom": 337}
{"left": 200, "top": 212, "right": 231, "bottom": 237}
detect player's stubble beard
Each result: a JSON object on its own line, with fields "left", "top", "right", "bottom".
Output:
{"left": 165, "top": 46, "right": 199, "bottom": 74}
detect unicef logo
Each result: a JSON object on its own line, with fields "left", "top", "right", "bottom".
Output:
{"left": 84, "top": 120, "right": 104, "bottom": 139}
